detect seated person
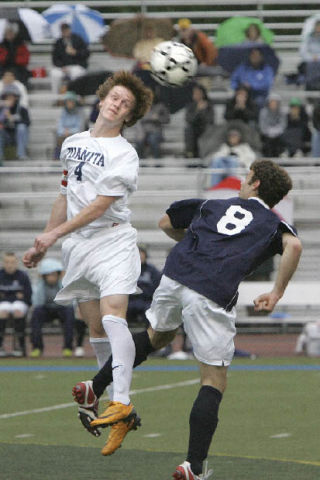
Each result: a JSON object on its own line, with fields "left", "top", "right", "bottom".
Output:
{"left": 0, "top": 85, "right": 30, "bottom": 164}
{"left": 54, "top": 91, "right": 84, "bottom": 160}
{"left": 259, "top": 93, "right": 287, "bottom": 157}
{"left": 300, "top": 20, "right": 320, "bottom": 64}
{"left": 51, "top": 23, "right": 89, "bottom": 95}
{"left": 0, "top": 69, "right": 28, "bottom": 108}
{"left": 127, "top": 245, "right": 161, "bottom": 326}
{"left": 208, "top": 127, "right": 256, "bottom": 186}
{"left": 177, "top": 18, "right": 218, "bottom": 66}
{"left": 184, "top": 83, "right": 214, "bottom": 158}
{"left": 244, "top": 23, "right": 263, "bottom": 44}
{"left": 30, "top": 258, "right": 75, "bottom": 358}
{"left": 0, "top": 252, "right": 32, "bottom": 357}
{"left": 224, "top": 85, "right": 258, "bottom": 126}
{"left": 0, "top": 22, "right": 30, "bottom": 86}
{"left": 231, "top": 48, "right": 275, "bottom": 109}
{"left": 282, "top": 98, "right": 311, "bottom": 157}
{"left": 311, "top": 101, "right": 320, "bottom": 157}
{"left": 135, "top": 90, "right": 170, "bottom": 159}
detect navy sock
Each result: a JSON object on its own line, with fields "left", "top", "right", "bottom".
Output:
{"left": 187, "top": 385, "right": 222, "bottom": 475}
{"left": 92, "top": 330, "right": 155, "bottom": 398}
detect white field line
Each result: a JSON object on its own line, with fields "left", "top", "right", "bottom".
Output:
{"left": 0, "top": 378, "right": 199, "bottom": 420}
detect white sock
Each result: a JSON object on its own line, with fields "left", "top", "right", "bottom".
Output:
{"left": 89, "top": 337, "right": 114, "bottom": 400}
{"left": 101, "top": 315, "right": 135, "bottom": 405}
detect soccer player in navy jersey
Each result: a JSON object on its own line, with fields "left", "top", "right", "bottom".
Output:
{"left": 73, "top": 159, "right": 302, "bottom": 479}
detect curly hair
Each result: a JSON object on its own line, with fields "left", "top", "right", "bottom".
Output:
{"left": 96, "top": 71, "right": 153, "bottom": 127}
{"left": 249, "top": 160, "right": 293, "bottom": 208}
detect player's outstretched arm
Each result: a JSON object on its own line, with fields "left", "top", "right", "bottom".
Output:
{"left": 159, "top": 214, "right": 186, "bottom": 242}
{"left": 254, "top": 233, "right": 302, "bottom": 312}
{"left": 23, "top": 194, "right": 68, "bottom": 268}
{"left": 34, "top": 195, "right": 119, "bottom": 253}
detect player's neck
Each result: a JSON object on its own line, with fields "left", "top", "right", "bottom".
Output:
{"left": 91, "top": 117, "right": 122, "bottom": 138}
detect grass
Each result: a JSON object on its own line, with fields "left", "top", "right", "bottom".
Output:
{"left": 1, "top": 356, "right": 320, "bottom": 479}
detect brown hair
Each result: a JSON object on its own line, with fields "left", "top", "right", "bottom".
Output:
{"left": 96, "top": 70, "right": 153, "bottom": 127}
{"left": 249, "top": 159, "right": 293, "bottom": 208}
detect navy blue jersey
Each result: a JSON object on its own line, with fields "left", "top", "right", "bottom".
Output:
{"left": 0, "top": 269, "right": 32, "bottom": 305}
{"left": 163, "top": 197, "right": 296, "bottom": 310}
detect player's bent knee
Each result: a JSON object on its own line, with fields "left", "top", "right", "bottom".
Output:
{"left": 200, "top": 363, "right": 228, "bottom": 394}
{"left": 148, "top": 326, "right": 178, "bottom": 350}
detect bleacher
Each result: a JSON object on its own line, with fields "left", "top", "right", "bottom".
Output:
{"left": 0, "top": 0, "right": 319, "bottom": 332}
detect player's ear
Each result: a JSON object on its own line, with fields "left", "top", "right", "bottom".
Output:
{"left": 252, "top": 179, "right": 260, "bottom": 192}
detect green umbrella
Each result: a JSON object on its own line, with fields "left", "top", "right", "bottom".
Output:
{"left": 215, "top": 17, "right": 273, "bottom": 47}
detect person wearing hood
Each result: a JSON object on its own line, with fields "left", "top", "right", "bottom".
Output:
{"left": 0, "top": 84, "right": 30, "bottom": 164}
{"left": 282, "top": 97, "right": 311, "bottom": 157}
{"left": 209, "top": 127, "right": 257, "bottom": 186}
{"left": 259, "top": 93, "right": 286, "bottom": 157}
{"left": 30, "top": 258, "right": 75, "bottom": 358}
{"left": 54, "top": 91, "right": 84, "bottom": 160}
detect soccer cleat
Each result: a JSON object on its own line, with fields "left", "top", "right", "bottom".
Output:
{"left": 62, "top": 348, "right": 73, "bottom": 358}
{"left": 90, "top": 401, "right": 134, "bottom": 427}
{"left": 74, "top": 346, "right": 84, "bottom": 357}
{"left": 173, "top": 461, "right": 213, "bottom": 480}
{"left": 72, "top": 380, "right": 101, "bottom": 437}
{"left": 101, "top": 411, "right": 141, "bottom": 456}
{"left": 30, "top": 348, "right": 41, "bottom": 358}
{"left": 72, "top": 380, "right": 98, "bottom": 408}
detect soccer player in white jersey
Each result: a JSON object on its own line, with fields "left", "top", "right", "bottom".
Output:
{"left": 73, "top": 160, "right": 302, "bottom": 478}
{"left": 23, "top": 71, "right": 153, "bottom": 454}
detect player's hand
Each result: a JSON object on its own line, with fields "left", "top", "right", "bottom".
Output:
{"left": 34, "top": 231, "right": 59, "bottom": 253}
{"left": 23, "top": 247, "right": 46, "bottom": 268}
{"left": 253, "top": 291, "right": 281, "bottom": 313}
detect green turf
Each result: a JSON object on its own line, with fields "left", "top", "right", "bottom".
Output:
{"left": 1, "top": 357, "right": 320, "bottom": 479}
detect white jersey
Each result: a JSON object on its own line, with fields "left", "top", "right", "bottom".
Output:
{"left": 60, "top": 130, "right": 139, "bottom": 238}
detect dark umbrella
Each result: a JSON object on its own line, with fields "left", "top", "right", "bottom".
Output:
{"left": 218, "top": 43, "right": 280, "bottom": 74}
{"left": 68, "top": 69, "right": 193, "bottom": 114}
{"left": 102, "top": 16, "right": 174, "bottom": 57}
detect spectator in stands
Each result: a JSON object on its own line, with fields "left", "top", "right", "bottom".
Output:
{"left": 127, "top": 245, "right": 161, "bottom": 326}
{"left": 0, "top": 85, "right": 30, "bottom": 164}
{"left": 0, "top": 22, "right": 30, "bottom": 86}
{"left": 30, "top": 258, "right": 75, "bottom": 358}
{"left": 177, "top": 18, "right": 218, "bottom": 66}
{"left": 295, "top": 321, "right": 320, "bottom": 357}
{"left": 0, "top": 69, "right": 28, "bottom": 108}
{"left": 135, "top": 89, "right": 170, "bottom": 160}
{"left": 231, "top": 48, "right": 274, "bottom": 109}
{"left": 224, "top": 85, "right": 258, "bottom": 126}
{"left": 0, "top": 252, "right": 32, "bottom": 357}
{"left": 54, "top": 91, "right": 84, "bottom": 160}
{"left": 184, "top": 83, "right": 214, "bottom": 158}
{"left": 133, "top": 25, "right": 164, "bottom": 71}
{"left": 51, "top": 23, "right": 90, "bottom": 95}
{"left": 311, "top": 101, "right": 320, "bottom": 157}
{"left": 300, "top": 20, "right": 320, "bottom": 63}
{"left": 208, "top": 127, "right": 256, "bottom": 186}
{"left": 244, "top": 23, "right": 263, "bottom": 44}
{"left": 281, "top": 97, "right": 311, "bottom": 157}
{"left": 259, "top": 93, "right": 286, "bottom": 157}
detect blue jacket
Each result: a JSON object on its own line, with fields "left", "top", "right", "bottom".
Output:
{"left": 231, "top": 62, "right": 274, "bottom": 97}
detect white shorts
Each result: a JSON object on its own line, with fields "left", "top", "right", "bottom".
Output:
{"left": 55, "top": 223, "right": 141, "bottom": 306}
{"left": 146, "top": 275, "right": 236, "bottom": 366}
{"left": 0, "top": 301, "right": 29, "bottom": 315}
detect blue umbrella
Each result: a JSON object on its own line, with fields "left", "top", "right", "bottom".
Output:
{"left": 42, "top": 4, "right": 106, "bottom": 44}
{"left": 218, "top": 43, "right": 280, "bottom": 74}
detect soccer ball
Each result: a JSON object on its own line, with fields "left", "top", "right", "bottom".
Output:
{"left": 150, "top": 41, "right": 198, "bottom": 87}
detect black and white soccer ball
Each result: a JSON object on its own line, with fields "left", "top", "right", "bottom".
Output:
{"left": 150, "top": 41, "right": 198, "bottom": 87}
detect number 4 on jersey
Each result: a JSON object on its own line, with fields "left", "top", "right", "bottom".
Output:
{"left": 217, "top": 205, "right": 253, "bottom": 235}
{"left": 74, "top": 162, "right": 85, "bottom": 181}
